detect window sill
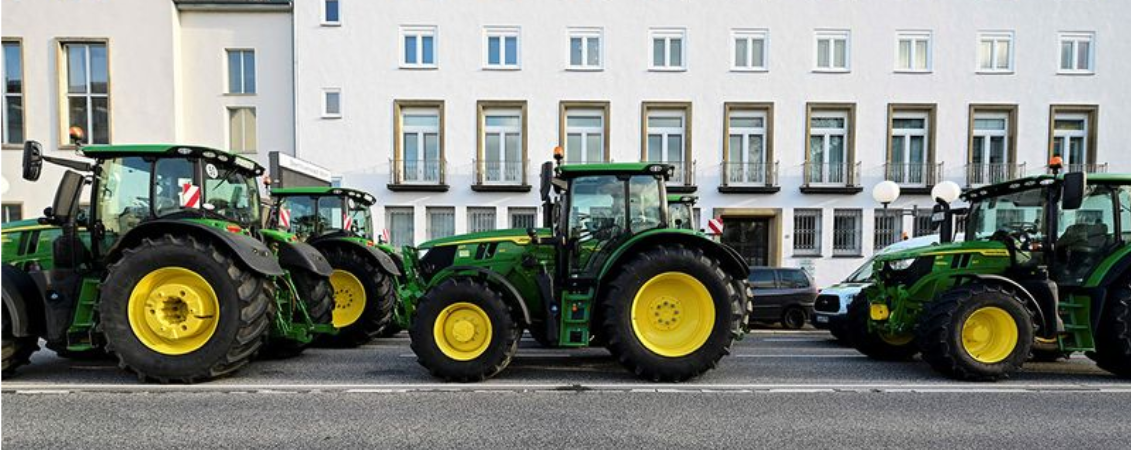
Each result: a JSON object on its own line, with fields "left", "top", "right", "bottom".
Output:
{"left": 831, "top": 254, "right": 864, "bottom": 258}
{"left": 812, "top": 68, "right": 850, "bottom": 73}
{"left": 894, "top": 185, "right": 934, "bottom": 196}
{"left": 321, "top": 115, "right": 342, "bottom": 120}
{"left": 731, "top": 67, "right": 769, "bottom": 73}
{"left": 649, "top": 67, "right": 687, "bottom": 72}
{"left": 483, "top": 66, "right": 521, "bottom": 71}
{"left": 975, "top": 70, "right": 1014, "bottom": 75}
{"left": 566, "top": 66, "right": 603, "bottom": 72}
{"left": 2, "top": 144, "right": 23, "bottom": 150}
{"left": 400, "top": 65, "right": 438, "bottom": 70}
{"left": 799, "top": 185, "right": 863, "bottom": 195}
{"left": 223, "top": 93, "right": 257, "bottom": 97}
{"left": 667, "top": 185, "right": 698, "bottom": 194}
{"left": 718, "top": 185, "right": 780, "bottom": 194}
{"left": 387, "top": 183, "right": 449, "bottom": 193}
{"left": 792, "top": 253, "right": 823, "bottom": 259}
{"left": 321, "top": 22, "right": 341, "bottom": 27}
{"left": 1056, "top": 70, "right": 1095, "bottom": 76}
{"left": 893, "top": 69, "right": 932, "bottom": 74}
{"left": 471, "top": 184, "right": 532, "bottom": 193}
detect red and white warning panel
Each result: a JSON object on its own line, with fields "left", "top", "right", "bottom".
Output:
{"left": 279, "top": 208, "right": 291, "bottom": 229}
{"left": 180, "top": 183, "right": 201, "bottom": 209}
{"left": 708, "top": 218, "right": 724, "bottom": 235}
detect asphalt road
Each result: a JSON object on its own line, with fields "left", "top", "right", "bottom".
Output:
{"left": 3, "top": 330, "right": 1129, "bottom": 449}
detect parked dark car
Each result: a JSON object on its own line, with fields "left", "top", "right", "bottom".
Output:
{"left": 747, "top": 267, "right": 818, "bottom": 329}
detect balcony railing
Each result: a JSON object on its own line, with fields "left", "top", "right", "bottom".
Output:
{"left": 965, "top": 162, "right": 1025, "bottom": 187}
{"left": 474, "top": 159, "right": 528, "bottom": 186}
{"left": 720, "top": 161, "right": 779, "bottom": 188}
{"left": 390, "top": 159, "right": 446, "bottom": 185}
{"left": 802, "top": 162, "right": 861, "bottom": 188}
{"left": 1064, "top": 163, "right": 1108, "bottom": 174}
{"left": 647, "top": 160, "right": 695, "bottom": 186}
{"left": 884, "top": 162, "right": 943, "bottom": 188}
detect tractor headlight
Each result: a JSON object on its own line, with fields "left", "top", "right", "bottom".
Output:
{"left": 886, "top": 257, "right": 916, "bottom": 271}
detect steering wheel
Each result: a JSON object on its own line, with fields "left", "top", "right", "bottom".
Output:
{"left": 991, "top": 226, "right": 1033, "bottom": 255}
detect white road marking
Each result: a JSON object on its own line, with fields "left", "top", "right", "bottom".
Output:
{"left": 761, "top": 338, "right": 834, "bottom": 342}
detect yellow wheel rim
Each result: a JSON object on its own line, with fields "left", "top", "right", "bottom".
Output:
{"left": 127, "top": 267, "right": 220, "bottom": 356}
{"left": 433, "top": 302, "right": 493, "bottom": 361}
{"left": 630, "top": 272, "right": 716, "bottom": 358}
{"left": 962, "top": 306, "right": 1019, "bottom": 364}
{"left": 329, "top": 270, "right": 366, "bottom": 328}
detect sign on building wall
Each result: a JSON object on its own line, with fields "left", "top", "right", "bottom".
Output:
{"left": 269, "top": 151, "right": 333, "bottom": 188}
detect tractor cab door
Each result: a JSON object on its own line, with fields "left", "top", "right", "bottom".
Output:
{"left": 95, "top": 156, "right": 197, "bottom": 251}
{"left": 1053, "top": 184, "right": 1125, "bottom": 285}
{"left": 564, "top": 174, "right": 665, "bottom": 280}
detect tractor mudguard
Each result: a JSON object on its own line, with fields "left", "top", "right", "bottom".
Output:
{"left": 433, "top": 265, "right": 533, "bottom": 326}
{"left": 108, "top": 220, "right": 284, "bottom": 277}
{"left": 598, "top": 230, "right": 750, "bottom": 283}
{"left": 1, "top": 264, "right": 45, "bottom": 338}
{"left": 958, "top": 274, "right": 1050, "bottom": 336}
{"left": 315, "top": 238, "right": 402, "bottom": 277}
{"left": 275, "top": 240, "right": 334, "bottom": 277}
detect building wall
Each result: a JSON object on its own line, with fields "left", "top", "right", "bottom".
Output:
{"left": 293, "top": 0, "right": 1130, "bottom": 286}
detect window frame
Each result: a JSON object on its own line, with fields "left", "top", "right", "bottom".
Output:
{"left": 2, "top": 202, "right": 23, "bottom": 223}
{"left": 966, "top": 104, "right": 1019, "bottom": 186}
{"left": 894, "top": 30, "right": 932, "bottom": 73}
{"left": 385, "top": 206, "right": 415, "bottom": 247}
{"left": 321, "top": 0, "right": 341, "bottom": 27}
{"left": 321, "top": 87, "right": 342, "bottom": 119}
{"left": 1057, "top": 32, "right": 1095, "bottom": 75}
{"left": 226, "top": 106, "right": 257, "bottom": 154}
{"left": 400, "top": 25, "right": 438, "bottom": 69}
{"left": 559, "top": 100, "right": 611, "bottom": 164}
{"left": 57, "top": 39, "right": 112, "bottom": 147}
{"left": 886, "top": 104, "right": 937, "bottom": 188}
{"left": 483, "top": 26, "right": 521, "bottom": 70}
{"left": 476, "top": 100, "right": 528, "bottom": 187}
{"left": 467, "top": 207, "right": 497, "bottom": 233}
{"left": 793, "top": 208, "right": 823, "bottom": 257}
{"left": 731, "top": 29, "right": 769, "bottom": 72}
{"left": 426, "top": 206, "right": 455, "bottom": 240}
{"left": 804, "top": 103, "right": 856, "bottom": 187}
{"left": 722, "top": 102, "right": 775, "bottom": 187}
{"left": 567, "top": 27, "right": 603, "bottom": 71}
{"left": 976, "top": 31, "right": 1014, "bottom": 74}
{"left": 508, "top": 206, "right": 538, "bottom": 229}
{"left": 2, "top": 38, "right": 25, "bottom": 149}
{"left": 225, "top": 48, "right": 256, "bottom": 95}
{"left": 641, "top": 102, "right": 693, "bottom": 186}
{"left": 874, "top": 208, "right": 905, "bottom": 250}
{"left": 1047, "top": 104, "right": 1098, "bottom": 169}
{"left": 813, "top": 30, "right": 850, "bottom": 72}
{"left": 649, "top": 28, "right": 687, "bottom": 71}
{"left": 393, "top": 100, "right": 445, "bottom": 186}
{"left": 832, "top": 209, "right": 863, "bottom": 257}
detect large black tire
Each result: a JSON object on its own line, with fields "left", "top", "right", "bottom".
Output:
{"left": 410, "top": 278, "right": 520, "bottom": 382}
{"left": 845, "top": 294, "right": 919, "bottom": 361}
{"left": 601, "top": 244, "right": 742, "bottom": 382}
{"left": 780, "top": 306, "right": 807, "bottom": 330}
{"left": 916, "top": 284, "right": 1034, "bottom": 381}
{"left": 259, "top": 269, "right": 334, "bottom": 359}
{"left": 2, "top": 301, "right": 38, "bottom": 377}
{"left": 100, "top": 234, "right": 272, "bottom": 383}
{"left": 319, "top": 246, "right": 395, "bottom": 347}
{"left": 1091, "top": 273, "right": 1131, "bottom": 378}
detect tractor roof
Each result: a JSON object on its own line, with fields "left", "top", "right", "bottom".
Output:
{"left": 557, "top": 162, "right": 673, "bottom": 179}
{"left": 271, "top": 186, "right": 376, "bottom": 205}
{"left": 80, "top": 144, "right": 265, "bottom": 175}
{"left": 963, "top": 172, "right": 1131, "bottom": 202}
{"left": 667, "top": 194, "right": 697, "bottom": 204}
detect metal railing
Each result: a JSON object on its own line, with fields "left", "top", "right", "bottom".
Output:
{"left": 1064, "top": 163, "right": 1108, "bottom": 174}
{"left": 647, "top": 160, "right": 695, "bottom": 186}
{"left": 390, "top": 159, "right": 446, "bottom": 185}
{"left": 802, "top": 162, "right": 861, "bottom": 187}
{"left": 474, "top": 159, "right": 527, "bottom": 185}
{"left": 884, "top": 162, "right": 943, "bottom": 187}
{"left": 965, "top": 162, "right": 1025, "bottom": 187}
{"left": 720, "top": 161, "right": 779, "bottom": 187}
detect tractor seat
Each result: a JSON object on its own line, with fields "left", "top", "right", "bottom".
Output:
{"left": 1059, "top": 223, "right": 1109, "bottom": 253}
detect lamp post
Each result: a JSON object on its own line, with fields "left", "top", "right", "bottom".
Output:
{"left": 870, "top": 180, "right": 963, "bottom": 244}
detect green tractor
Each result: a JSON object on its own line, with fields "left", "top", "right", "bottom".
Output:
{"left": 267, "top": 186, "right": 401, "bottom": 346}
{"left": 667, "top": 194, "right": 698, "bottom": 231}
{"left": 849, "top": 163, "right": 1131, "bottom": 381}
{"left": 395, "top": 153, "right": 750, "bottom": 382}
{"left": 2, "top": 134, "right": 334, "bottom": 381}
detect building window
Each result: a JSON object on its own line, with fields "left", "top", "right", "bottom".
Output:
{"left": 226, "top": 49, "right": 255, "bottom": 94}
{"left": 467, "top": 207, "right": 497, "bottom": 233}
{"left": 394, "top": 101, "right": 444, "bottom": 185}
{"left": 3, "top": 40, "right": 23, "bottom": 146}
{"left": 427, "top": 207, "right": 455, "bottom": 240}
{"left": 2, "top": 203, "right": 21, "bottom": 222}
{"left": 793, "top": 209, "right": 822, "bottom": 257}
{"left": 568, "top": 28, "right": 602, "bottom": 70}
{"left": 485, "top": 27, "right": 520, "bottom": 69}
{"left": 561, "top": 102, "right": 608, "bottom": 164}
{"left": 833, "top": 209, "right": 863, "bottom": 256}
{"left": 1050, "top": 106, "right": 1098, "bottom": 172}
{"left": 814, "top": 30, "right": 850, "bottom": 72}
{"left": 62, "top": 41, "right": 110, "bottom": 144}
{"left": 806, "top": 106, "right": 853, "bottom": 186}
{"left": 732, "top": 29, "right": 768, "bottom": 71}
{"left": 643, "top": 103, "right": 691, "bottom": 185}
{"left": 509, "top": 207, "right": 537, "bottom": 229}
{"left": 888, "top": 108, "right": 933, "bottom": 187}
{"left": 724, "top": 106, "right": 769, "bottom": 186}
{"left": 402, "top": 26, "right": 437, "bottom": 68}
{"left": 967, "top": 106, "right": 1017, "bottom": 186}
{"left": 874, "top": 209, "right": 904, "bottom": 250}
{"left": 913, "top": 209, "right": 934, "bottom": 237}
{"left": 895, "top": 31, "right": 931, "bottom": 72}
{"left": 227, "top": 107, "right": 257, "bottom": 154}
{"left": 650, "top": 29, "right": 686, "bottom": 70}
{"left": 1059, "top": 32, "right": 1094, "bottom": 74}
{"left": 977, "top": 32, "right": 1013, "bottom": 73}
{"left": 386, "top": 207, "right": 414, "bottom": 247}
{"left": 322, "top": 88, "right": 341, "bottom": 118}
{"left": 322, "top": 0, "right": 340, "bottom": 26}
{"left": 476, "top": 101, "right": 526, "bottom": 186}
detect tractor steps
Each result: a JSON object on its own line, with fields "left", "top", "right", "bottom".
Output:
{"left": 558, "top": 290, "right": 594, "bottom": 347}
{"left": 1057, "top": 296, "right": 1094, "bottom": 352}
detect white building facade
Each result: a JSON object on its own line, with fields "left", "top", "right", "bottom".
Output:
{"left": 292, "top": 0, "right": 1130, "bottom": 286}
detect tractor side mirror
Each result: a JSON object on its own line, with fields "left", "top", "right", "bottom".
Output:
{"left": 49, "top": 170, "right": 86, "bottom": 225}
{"left": 22, "top": 140, "right": 44, "bottom": 181}
{"left": 1061, "top": 172, "right": 1087, "bottom": 211}
{"left": 539, "top": 161, "right": 553, "bottom": 202}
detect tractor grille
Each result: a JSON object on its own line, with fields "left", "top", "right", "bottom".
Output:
{"left": 814, "top": 294, "right": 841, "bottom": 313}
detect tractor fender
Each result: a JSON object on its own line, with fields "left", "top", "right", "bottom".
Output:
{"left": 274, "top": 240, "right": 334, "bottom": 277}
{"left": 314, "top": 238, "right": 402, "bottom": 277}
{"left": 2, "top": 264, "right": 46, "bottom": 338}
{"left": 432, "top": 265, "right": 532, "bottom": 326}
{"left": 958, "top": 274, "right": 1049, "bottom": 334}
{"left": 598, "top": 230, "right": 750, "bottom": 283}
{"left": 108, "top": 220, "right": 284, "bottom": 277}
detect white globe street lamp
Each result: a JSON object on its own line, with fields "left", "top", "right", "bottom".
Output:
{"left": 872, "top": 180, "right": 901, "bottom": 208}
{"left": 931, "top": 180, "right": 962, "bottom": 204}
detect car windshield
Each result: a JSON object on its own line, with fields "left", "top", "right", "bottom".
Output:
{"left": 845, "top": 257, "right": 874, "bottom": 283}
{"left": 202, "top": 161, "right": 260, "bottom": 227}
{"left": 965, "top": 187, "right": 1046, "bottom": 242}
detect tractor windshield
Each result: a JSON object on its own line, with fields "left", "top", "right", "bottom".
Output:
{"left": 568, "top": 174, "right": 664, "bottom": 271}
{"left": 965, "top": 187, "right": 1047, "bottom": 242}
{"left": 346, "top": 197, "right": 373, "bottom": 238}
{"left": 202, "top": 162, "right": 261, "bottom": 228}
{"left": 670, "top": 202, "right": 694, "bottom": 230}
{"left": 278, "top": 195, "right": 318, "bottom": 238}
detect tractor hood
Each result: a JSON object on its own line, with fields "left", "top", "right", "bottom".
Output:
{"left": 418, "top": 228, "right": 552, "bottom": 250}
{"left": 874, "top": 239, "right": 1006, "bottom": 263}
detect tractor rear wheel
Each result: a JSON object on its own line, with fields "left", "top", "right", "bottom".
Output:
{"left": 1091, "top": 273, "right": 1131, "bottom": 378}
{"left": 845, "top": 294, "right": 918, "bottom": 361}
{"left": 410, "top": 278, "right": 520, "bottom": 381}
{"left": 916, "top": 284, "right": 1034, "bottom": 381}
{"left": 601, "top": 245, "right": 742, "bottom": 382}
{"left": 319, "top": 246, "right": 395, "bottom": 347}
{"left": 100, "top": 234, "right": 272, "bottom": 383}
{"left": 259, "top": 269, "right": 334, "bottom": 359}
{"left": 2, "top": 301, "right": 38, "bottom": 377}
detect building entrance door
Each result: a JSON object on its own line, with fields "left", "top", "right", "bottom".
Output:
{"left": 722, "top": 217, "right": 771, "bottom": 267}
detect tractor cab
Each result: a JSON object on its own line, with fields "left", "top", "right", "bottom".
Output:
{"left": 667, "top": 194, "right": 698, "bottom": 230}
{"left": 269, "top": 187, "right": 376, "bottom": 241}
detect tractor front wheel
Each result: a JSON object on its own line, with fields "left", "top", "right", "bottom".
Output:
{"left": 601, "top": 245, "right": 742, "bottom": 382}
{"left": 259, "top": 269, "right": 334, "bottom": 359}
{"left": 100, "top": 234, "right": 272, "bottom": 383}
{"left": 319, "top": 246, "right": 395, "bottom": 347}
{"left": 409, "top": 279, "right": 519, "bottom": 382}
{"left": 845, "top": 295, "right": 918, "bottom": 361}
{"left": 916, "top": 284, "right": 1034, "bottom": 381}
{"left": 1090, "top": 273, "right": 1131, "bottom": 378}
